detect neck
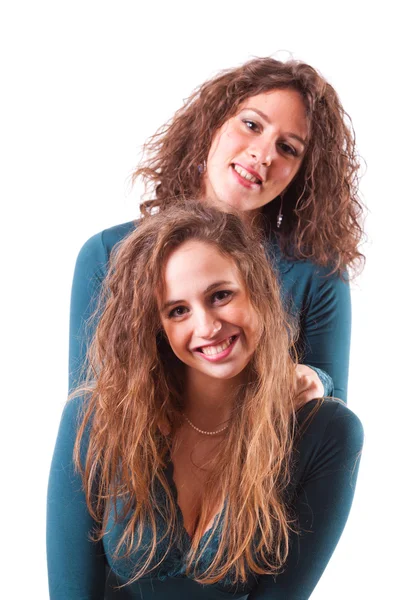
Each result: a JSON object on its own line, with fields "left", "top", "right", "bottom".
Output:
{"left": 200, "top": 193, "right": 264, "bottom": 233}
{"left": 241, "top": 208, "right": 264, "bottom": 230}
{"left": 183, "top": 369, "right": 244, "bottom": 431}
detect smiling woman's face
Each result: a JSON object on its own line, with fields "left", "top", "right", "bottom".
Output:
{"left": 203, "top": 88, "right": 309, "bottom": 216}
{"left": 159, "top": 240, "right": 259, "bottom": 385}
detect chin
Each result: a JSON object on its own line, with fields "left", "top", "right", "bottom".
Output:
{"left": 206, "top": 364, "right": 249, "bottom": 381}
{"left": 221, "top": 194, "right": 264, "bottom": 215}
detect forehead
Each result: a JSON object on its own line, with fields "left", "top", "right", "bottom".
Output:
{"left": 237, "top": 89, "right": 309, "bottom": 136}
{"left": 162, "top": 240, "right": 240, "bottom": 296}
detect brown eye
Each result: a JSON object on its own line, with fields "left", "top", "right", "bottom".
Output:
{"left": 278, "top": 142, "right": 298, "bottom": 156}
{"left": 243, "top": 119, "right": 261, "bottom": 133}
{"left": 211, "top": 290, "right": 233, "bottom": 304}
{"left": 168, "top": 306, "right": 188, "bottom": 319}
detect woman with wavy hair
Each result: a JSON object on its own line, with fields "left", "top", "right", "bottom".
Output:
{"left": 48, "top": 202, "right": 363, "bottom": 599}
{"left": 69, "top": 56, "right": 364, "bottom": 405}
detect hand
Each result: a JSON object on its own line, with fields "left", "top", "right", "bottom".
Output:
{"left": 294, "top": 364, "right": 324, "bottom": 409}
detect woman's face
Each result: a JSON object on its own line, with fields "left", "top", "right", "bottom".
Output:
{"left": 159, "top": 240, "right": 259, "bottom": 384}
{"left": 204, "top": 88, "right": 308, "bottom": 216}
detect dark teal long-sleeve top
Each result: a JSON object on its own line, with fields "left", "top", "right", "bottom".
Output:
{"left": 47, "top": 397, "right": 363, "bottom": 599}
{"left": 68, "top": 222, "right": 351, "bottom": 400}
{"left": 48, "top": 222, "right": 359, "bottom": 598}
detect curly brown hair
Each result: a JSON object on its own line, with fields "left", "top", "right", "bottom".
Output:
{"left": 133, "top": 57, "right": 364, "bottom": 274}
{"left": 74, "top": 201, "right": 298, "bottom": 585}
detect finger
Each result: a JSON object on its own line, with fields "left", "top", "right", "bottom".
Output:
{"left": 297, "top": 376, "right": 317, "bottom": 394}
{"left": 296, "top": 388, "right": 322, "bottom": 406}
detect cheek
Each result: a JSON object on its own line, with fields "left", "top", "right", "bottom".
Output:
{"left": 162, "top": 324, "right": 188, "bottom": 355}
{"left": 272, "top": 161, "right": 293, "bottom": 180}
{"left": 208, "top": 123, "right": 239, "bottom": 164}
{"left": 227, "top": 305, "right": 260, "bottom": 338}
{"left": 279, "top": 160, "right": 302, "bottom": 184}
{"left": 240, "top": 308, "right": 261, "bottom": 345}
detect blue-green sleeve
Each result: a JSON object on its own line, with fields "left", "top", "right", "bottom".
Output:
{"left": 47, "top": 398, "right": 106, "bottom": 598}
{"left": 300, "top": 271, "right": 351, "bottom": 403}
{"left": 69, "top": 223, "right": 134, "bottom": 392}
{"left": 69, "top": 233, "right": 109, "bottom": 391}
{"left": 248, "top": 400, "right": 363, "bottom": 599}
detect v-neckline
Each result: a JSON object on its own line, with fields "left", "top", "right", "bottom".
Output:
{"left": 166, "top": 458, "right": 224, "bottom": 546}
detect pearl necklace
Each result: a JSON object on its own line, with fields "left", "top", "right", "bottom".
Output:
{"left": 182, "top": 414, "right": 228, "bottom": 436}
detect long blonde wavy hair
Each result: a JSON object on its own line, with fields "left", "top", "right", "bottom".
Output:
{"left": 74, "top": 201, "right": 298, "bottom": 585}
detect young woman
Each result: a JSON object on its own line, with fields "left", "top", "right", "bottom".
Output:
{"left": 48, "top": 202, "right": 363, "bottom": 599}
{"left": 69, "top": 57, "right": 364, "bottom": 404}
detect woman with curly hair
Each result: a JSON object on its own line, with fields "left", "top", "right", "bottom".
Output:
{"left": 69, "top": 56, "right": 364, "bottom": 405}
{"left": 48, "top": 202, "right": 363, "bottom": 598}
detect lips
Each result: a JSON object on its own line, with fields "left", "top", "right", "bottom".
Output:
{"left": 232, "top": 163, "right": 262, "bottom": 184}
{"left": 192, "top": 334, "right": 240, "bottom": 362}
{"left": 197, "top": 335, "right": 236, "bottom": 356}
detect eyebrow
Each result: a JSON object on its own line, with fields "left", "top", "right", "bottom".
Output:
{"left": 160, "top": 280, "right": 235, "bottom": 312}
{"left": 241, "top": 107, "right": 307, "bottom": 146}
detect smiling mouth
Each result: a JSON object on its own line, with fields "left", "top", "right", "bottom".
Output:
{"left": 197, "top": 335, "right": 238, "bottom": 356}
{"left": 232, "top": 164, "right": 262, "bottom": 185}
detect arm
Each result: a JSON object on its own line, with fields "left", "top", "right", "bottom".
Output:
{"left": 47, "top": 398, "right": 106, "bottom": 598}
{"left": 69, "top": 232, "right": 109, "bottom": 391}
{"left": 300, "top": 272, "right": 351, "bottom": 403}
{"left": 69, "top": 223, "right": 134, "bottom": 392}
{"left": 248, "top": 400, "right": 363, "bottom": 600}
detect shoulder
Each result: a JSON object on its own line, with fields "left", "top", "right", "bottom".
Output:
{"left": 57, "top": 395, "right": 88, "bottom": 438}
{"left": 289, "top": 399, "right": 364, "bottom": 489}
{"left": 76, "top": 221, "right": 136, "bottom": 265}
{"left": 267, "top": 235, "right": 346, "bottom": 280}
{"left": 268, "top": 241, "right": 350, "bottom": 315}
{"left": 296, "top": 399, "right": 364, "bottom": 453}
{"left": 72, "top": 222, "right": 137, "bottom": 287}
{"left": 273, "top": 242, "right": 347, "bottom": 284}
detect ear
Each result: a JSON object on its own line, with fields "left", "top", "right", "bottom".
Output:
{"left": 157, "top": 417, "right": 172, "bottom": 436}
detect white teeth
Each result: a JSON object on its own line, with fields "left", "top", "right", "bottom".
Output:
{"left": 201, "top": 336, "right": 234, "bottom": 356}
{"left": 233, "top": 164, "right": 260, "bottom": 183}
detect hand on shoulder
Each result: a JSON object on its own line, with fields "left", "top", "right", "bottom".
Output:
{"left": 294, "top": 364, "right": 324, "bottom": 409}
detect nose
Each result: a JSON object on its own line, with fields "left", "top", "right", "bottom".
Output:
{"left": 248, "top": 135, "right": 276, "bottom": 166}
{"left": 193, "top": 309, "right": 222, "bottom": 339}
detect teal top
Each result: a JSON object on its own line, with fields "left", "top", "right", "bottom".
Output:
{"left": 48, "top": 223, "right": 360, "bottom": 598}
{"left": 68, "top": 222, "right": 351, "bottom": 401}
{"left": 47, "top": 398, "right": 363, "bottom": 599}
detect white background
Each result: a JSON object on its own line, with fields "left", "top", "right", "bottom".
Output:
{"left": 1, "top": 1, "right": 398, "bottom": 598}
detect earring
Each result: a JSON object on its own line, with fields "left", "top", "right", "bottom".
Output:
{"left": 277, "top": 195, "right": 283, "bottom": 229}
{"left": 198, "top": 160, "right": 206, "bottom": 174}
